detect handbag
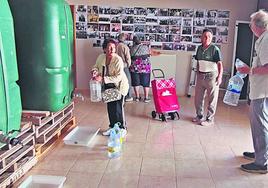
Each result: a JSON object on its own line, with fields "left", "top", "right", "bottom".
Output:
{"left": 101, "top": 66, "right": 121, "bottom": 103}
{"left": 102, "top": 87, "right": 121, "bottom": 103}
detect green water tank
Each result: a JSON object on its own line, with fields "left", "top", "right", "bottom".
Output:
{"left": 0, "top": 0, "right": 22, "bottom": 136}
{"left": 9, "top": 0, "right": 74, "bottom": 112}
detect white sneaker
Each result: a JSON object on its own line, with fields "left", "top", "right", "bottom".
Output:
{"left": 102, "top": 128, "right": 111, "bottom": 136}
{"left": 120, "top": 128, "right": 127, "bottom": 138}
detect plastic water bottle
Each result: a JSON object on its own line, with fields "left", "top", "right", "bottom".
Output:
{"left": 89, "top": 79, "right": 102, "bottom": 102}
{"left": 107, "top": 129, "right": 121, "bottom": 158}
{"left": 113, "top": 122, "right": 123, "bottom": 144}
{"left": 235, "top": 58, "right": 247, "bottom": 79}
{"left": 223, "top": 74, "right": 244, "bottom": 106}
{"left": 72, "top": 93, "right": 84, "bottom": 101}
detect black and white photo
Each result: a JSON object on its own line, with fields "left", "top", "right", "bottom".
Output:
{"left": 134, "top": 7, "right": 147, "bottom": 15}
{"left": 169, "top": 9, "right": 181, "bottom": 17}
{"left": 162, "top": 43, "right": 173, "bottom": 50}
{"left": 217, "top": 10, "right": 230, "bottom": 18}
{"left": 99, "top": 6, "right": 111, "bottom": 14}
{"left": 122, "top": 16, "right": 134, "bottom": 24}
{"left": 147, "top": 8, "right": 158, "bottom": 16}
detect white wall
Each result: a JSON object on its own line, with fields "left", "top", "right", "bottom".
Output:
{"left": 67, "top": 0, "right": 257, "bottom": 96}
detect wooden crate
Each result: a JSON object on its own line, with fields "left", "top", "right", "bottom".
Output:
{"left": 35, "top": 117, "right": 76, "bottom": 160}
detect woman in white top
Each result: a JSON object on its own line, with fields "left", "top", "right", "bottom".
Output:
{"left": 92, "top": 39, "right": 129, "bottom": 136}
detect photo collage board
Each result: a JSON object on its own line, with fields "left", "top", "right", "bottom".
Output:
{"left": 75, "top": 5, "right": 230, "bottom": 52}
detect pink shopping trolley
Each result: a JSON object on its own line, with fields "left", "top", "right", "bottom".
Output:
{"left": 151, "top": 69, "right": 180, "bottom": 121}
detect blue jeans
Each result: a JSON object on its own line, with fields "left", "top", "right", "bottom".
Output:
{"left": 124, "top": 67, "right": 132, "bottom": 98}
{"left": 250, "top": 98, "right": 268, "bottom": 166}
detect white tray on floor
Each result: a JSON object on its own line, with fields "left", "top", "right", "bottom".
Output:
{"left": 18, "top": 175, "right": 66, "bottom": 188}
{"left": 63, "top": 126, "right": 100, "bottom": 146}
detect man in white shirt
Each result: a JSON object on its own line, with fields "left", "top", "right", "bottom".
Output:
{"left": 238, "top": 10, "right": 268, "bottom": 174}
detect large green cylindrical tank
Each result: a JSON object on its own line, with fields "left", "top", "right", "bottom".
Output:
{"left": 9, "top": 0, "right": 74, "bottom": 112}
{"left": 0, "top": 0, "right": 22, "bottom": 136}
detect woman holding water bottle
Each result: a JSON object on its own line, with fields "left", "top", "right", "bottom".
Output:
{"left": 91, "top": 39, "right": 129, "bottom": 137}
{"left": 237, "top": 10, "right": 268, "bottom": 174}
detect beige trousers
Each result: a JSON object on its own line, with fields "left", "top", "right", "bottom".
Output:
{"left": 194, "top": 71, "right": 219, "bottom": 121}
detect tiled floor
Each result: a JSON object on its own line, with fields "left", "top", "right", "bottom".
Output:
{"left": 14, "top": 96, "right": 268, "bottom": 188}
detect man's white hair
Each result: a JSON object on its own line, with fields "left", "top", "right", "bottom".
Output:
{"left": 250, "top": 9, "right": 268, "bottom": 29}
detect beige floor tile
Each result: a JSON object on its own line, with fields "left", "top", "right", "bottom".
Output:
{"left": 138, "top": 175, "right": 176, "bottom": 188}
{"left": 142, "top": 143, "right": 174, "bottom": 159}
{"left": 122, "top": 142, "right": 144, "bottom": 158}
{"left": 178, "top": 177, "right": 215, "bottom": 188}
{"left": 105, "top": 157, "right": 142, "bottom": 176}
{"left": 210, "top": 166, "right": 248, "bottom": 180}
{"left": 203, "top": 145, "right": 240, "bottom": 167}
{"left": 248, "top": 180, "right": 268, "bottom": 188}
{"left": 64, "top": 172, "right": 102, "bottom": 188}
{"left": 33, "top": 154, "right": 77, "bottom": 172}
{"left": 173, "top": 128, "right": 200, "bottom": 145}
{"left": 214, "top": 179, "right": 253, "bottom": 188}
{"left": 98, "top": 173, "right": 139, "bottom": 188}
{"left": 174, "top": 144, "right": 206, "bottom": 160}
{"left": 146, "top": 124, "right": 173, "bottom": 144}
{"left": 125, "top": 129, "right": 148, "bottom": 143}
{"left": 70, "top": 155, "right": 109, "bottom": 173}
{"left": 244, "top": 172, "right": 268, "bottom": 181}
{"left": 176, "top": 159, "right": 211, "bottom": 178}
{"left": 141, "top": 158, "right": 176, "bottom": 177}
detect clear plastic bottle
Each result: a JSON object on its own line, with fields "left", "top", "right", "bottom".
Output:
{"left": 223, "top": 74, "right": 244, "bottom": 106}
{"left": 235, "top": 58, "right": 247, "bottom": 79}
{"left": 89, "top": 79, "right": 102, "bottom": 102}
{"left": 113, "top": 122, "right": 123, "bottom": 144}
{"left": 107, "top": 129, "right": 121, "bottom": 158}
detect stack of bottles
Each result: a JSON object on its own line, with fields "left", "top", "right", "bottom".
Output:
{"left": 223, "top": 58, "right": 247, "bottom": 106}
{"left": 107, "top": 123, "right": 123, "bottom": 159}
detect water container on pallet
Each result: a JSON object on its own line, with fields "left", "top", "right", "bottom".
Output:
{"left": 0, "top": 0, "right": 22, "bottom": 139}
{"left": 9, "top": 0, "right": 74, "bottom": 112}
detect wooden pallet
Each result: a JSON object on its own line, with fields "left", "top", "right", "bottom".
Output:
{"left": 0, "top": 122, "right": 35, "bottom": 175}
{"left": 0, "top": 122, "right": 36, "bottom": 188}
{"left": 0, "top": 157, "right": 37, "bottom": 188}
{"left": 35, "top": 117, "right": 76, "bottom": 161}
{"left": 21, "top": 102, "right": 74, "bottom": 128}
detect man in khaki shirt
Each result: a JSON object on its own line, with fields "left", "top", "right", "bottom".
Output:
{"left": 116, "top": 33, "right": 133, "bottom": 102}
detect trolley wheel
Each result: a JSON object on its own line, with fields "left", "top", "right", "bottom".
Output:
{"left": 170, "top": 113, "right": 175, "bottom": 120}
{"left": 187, "top": 94, "right": 191, "bottom": 98}
{"left": 161, "top": 114, "right": 166, "bottom": 122}
{"left": 175, "top": 112, "right": 180, "bottom": 120}
{"left": 151, "top": 111, "right": 156, "bottom": 119}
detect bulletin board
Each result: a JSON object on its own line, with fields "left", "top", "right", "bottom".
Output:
{"left": 75, "top": 5, "right": 230, "bottom": 52}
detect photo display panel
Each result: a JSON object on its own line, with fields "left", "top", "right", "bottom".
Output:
{"left": 75, "top": 5, "right": 230, "bottom": 51}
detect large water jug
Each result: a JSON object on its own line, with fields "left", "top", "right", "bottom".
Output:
{"left": 90, "top": 79, "right": 102, "bottom": 102}
{"left": 223, "top": 74, "right": 244, "bottom": 106}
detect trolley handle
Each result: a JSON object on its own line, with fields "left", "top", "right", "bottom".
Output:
{"left": 152, "top": 69, "right": 165, "bottom": 79}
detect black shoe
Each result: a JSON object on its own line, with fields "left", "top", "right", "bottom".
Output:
{"left": 243, "top": 152, "right": 255, "bottom": 160}
{"left": 241, "top": 162, "right": 267, "bottom": 174}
